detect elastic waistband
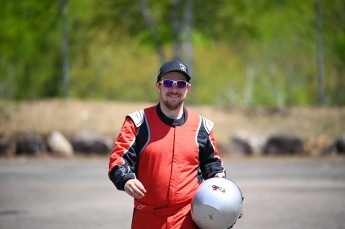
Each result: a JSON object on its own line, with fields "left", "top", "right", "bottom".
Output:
{"left": 134, "top": 200, "right": 191, "bottom": 217}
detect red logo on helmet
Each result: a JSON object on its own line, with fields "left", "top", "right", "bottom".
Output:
{"left": 212, "top": 185, "right": 226, "bottom": 193}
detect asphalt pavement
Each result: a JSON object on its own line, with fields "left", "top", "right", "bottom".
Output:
{"left": 0, "top": 157, "right": 344, "bottom": 229}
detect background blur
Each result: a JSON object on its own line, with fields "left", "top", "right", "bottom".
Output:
{"left": 1, "top": 1, "right": 345, "bottom": 229}
{"left": 1, "top": 0, "right": 344, "bottom": 106}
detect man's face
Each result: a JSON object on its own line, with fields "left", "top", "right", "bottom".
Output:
{"left": 156, "top": 72, "right": 191, "bottom": 111}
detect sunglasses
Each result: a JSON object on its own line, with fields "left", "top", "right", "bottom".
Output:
{"left": 159, "top": 79, "right": 190, "bottom": 89}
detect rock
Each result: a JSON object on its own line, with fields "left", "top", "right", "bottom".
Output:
{"left": 230, "top": 132, "right": 265, "bottom": 156}
{"left": 0, "top": 138, "right": 16, "bottom": 157}
{"left": 72, "top": 131, "right": 113, "bottom": 155}
{"left": 317, "top": 144, "right": 337, "bottom": 156}
{"left": 231, "top": 136, "right": 253, "bottom": 156}
{"left": 335, "top": 134, "right": 345, "bottom": 154}
{"left": 16, "top": 134, "right": 47, "bottom": 156}
{"left": 263, "top": 134, "right": 304, "bottom": 155}
{"left": 304, "top": 136, "right": 336, "bottom": 156}
{"left": 47, "top": 131, "right": 74, "bottom": 157}
{"left": 216, "top": 141, "right": 231, "bottom": 157}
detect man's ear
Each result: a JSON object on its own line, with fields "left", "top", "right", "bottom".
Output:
{"left": 187, "top": 84, "right": 192, "bottom": 89}
{"left": 156, "top": 82, "right": 161, "bottom": 90}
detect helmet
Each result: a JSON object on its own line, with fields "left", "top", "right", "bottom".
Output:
{"left": 191, "top": 178, "right": 243, "bottom": 229}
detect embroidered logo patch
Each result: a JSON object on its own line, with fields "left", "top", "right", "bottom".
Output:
{"left": 136, "top": 204, "right": 146, "bottom": 210}
{"left": 180, "top": 63, "right": 187, "bottom": 72}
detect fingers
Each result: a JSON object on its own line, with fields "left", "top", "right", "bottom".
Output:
{"left": 124, "top": 179, "right": 147, "bottom": 199}
{"left": 214, "top": 172, "right": 225, "bottom": 178}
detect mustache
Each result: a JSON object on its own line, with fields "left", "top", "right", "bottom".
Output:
{"left": 167, "top": 92, "right": 180, "bottom": 96}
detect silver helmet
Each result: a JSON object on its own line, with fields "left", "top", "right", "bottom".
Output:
{"left": 191, "top": 178, "right": 243, "bottom": 229}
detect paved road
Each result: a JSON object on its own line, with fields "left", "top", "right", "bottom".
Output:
{"left": 1, "top": 157, "right": 344, "bottom": 229}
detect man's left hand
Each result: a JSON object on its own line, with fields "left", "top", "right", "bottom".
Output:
{"left": 214, "top": 172, "right": 225, "bottom": 178}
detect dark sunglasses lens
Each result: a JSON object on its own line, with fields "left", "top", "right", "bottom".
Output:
{"left": 177, "top": 81, "right": 187, "bottom": 88}
{"left": 163, "top": 80, "right": 174, "bottom": 87}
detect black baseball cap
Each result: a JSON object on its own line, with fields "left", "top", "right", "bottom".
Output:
{"left": 157, "top": 60, "right": 191, "bottom": 82}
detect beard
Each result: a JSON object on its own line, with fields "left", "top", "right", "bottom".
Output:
{"left": 161, "top": 92, "right": 185, "bottom": 110}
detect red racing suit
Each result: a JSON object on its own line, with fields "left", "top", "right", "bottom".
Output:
{"left": 108, "top": 104, "right": 225, "bottom": 229}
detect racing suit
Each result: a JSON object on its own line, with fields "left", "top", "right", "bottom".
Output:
{"left": 108, "top": 104, "right": 225, "bottom": 229}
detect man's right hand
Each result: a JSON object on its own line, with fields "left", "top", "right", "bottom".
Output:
{"left": 124, "top": 179, "right": 146, "bottom": 199}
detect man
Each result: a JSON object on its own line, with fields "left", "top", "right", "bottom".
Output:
{"left": 108, "top": 60, "right": 225, "bottom": 229}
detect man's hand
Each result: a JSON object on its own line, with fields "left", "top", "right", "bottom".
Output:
{"left": 124, "top": 179, "right": 146, "bottom": 199}
{"left": 214, "top": 172, "right": 225, "bottom": 178}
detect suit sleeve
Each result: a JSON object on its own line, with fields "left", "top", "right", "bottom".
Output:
{"left": 108, "top": 117, "right": 137, "bottom": 190}
{"left": 198, "top": 120, "right": 225, "bottom": 179}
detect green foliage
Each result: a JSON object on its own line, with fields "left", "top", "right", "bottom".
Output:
{"left": 0, "top": 0, "right": 344, "bottom": 106}
{"left": 0, "top": 1, "right": 62, "bottom": 99}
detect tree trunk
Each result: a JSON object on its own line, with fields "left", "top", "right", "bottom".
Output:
{"left": 140, "top": 0, "right": 165, "bottom": 64}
